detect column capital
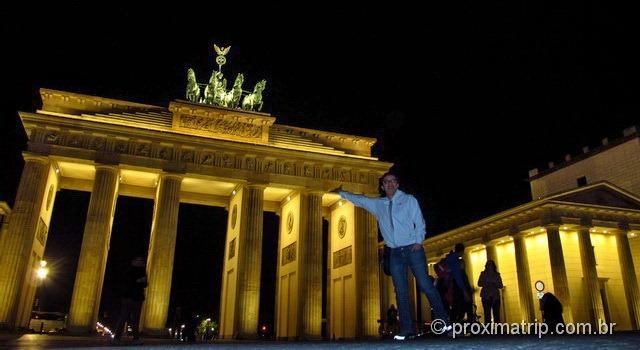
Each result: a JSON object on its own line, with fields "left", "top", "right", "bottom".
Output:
{"left": 22, "top": 152, "right": 49, "bottom": 164}
{"left": 482, "top": 240, "right": 499, "bottom": 248}
{"left": 543, "top": 223, "right": 561, "bottom": 231}
{"left": 302, "top": 189, "right": 326, "bottom": 197}
{"left": 159, "top": 172, "right": 184, "bottom": 182}
{"left": 579, "top": 217, "right": 593, "bottom": 228}
{"left": 577, "top": 225, "right": 593, "bottom": 232}
{"left": 508, "top": 226, "right": 525, "bottom": 238}
{"left": 245, "top": 182, "right": 268, "bottom": 190}
{"left": 618, "top": 222, "right": 631, "bottom": 232}
{"left": 482, "top": 234, "right": 501, "bottom": 247}
{"left": 94, "top": 164, "right": 119, "bottom": 174}
{"left": 539, "top": 208, "right": 561, "bottom": 227}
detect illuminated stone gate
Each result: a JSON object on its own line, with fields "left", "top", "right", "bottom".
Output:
{"left": 0, "top": 88, "right": 390, "bottom": 339}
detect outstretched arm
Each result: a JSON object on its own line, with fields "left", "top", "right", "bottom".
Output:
{"left": 330, "top": 186, "right": 378, "bottom": 215}
{"left": 339, "top": 191, "right": 378, "bottom": 214}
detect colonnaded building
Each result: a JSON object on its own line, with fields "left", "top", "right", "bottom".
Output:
{"left": 387, "top": 126, "right": 640, "bottom": 331}
{"left": 0, "top": 87, "right": 391, "bottom": 339}
{"left": 1, "top": 81, "right": 639, "bottom": 339}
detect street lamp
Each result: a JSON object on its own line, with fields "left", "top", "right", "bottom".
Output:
{"left": 37, "top": 260, "right": 49, "bottom": 280}
{"left": 34, "top": 260, "right": 49, "bottom": 314}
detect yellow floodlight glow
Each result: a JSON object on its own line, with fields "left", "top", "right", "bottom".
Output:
{"left": 36, "top": 260, "right": 49, "bottom": 280}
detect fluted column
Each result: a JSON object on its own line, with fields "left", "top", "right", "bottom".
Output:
{"left": 577, "top": 223, "right": 605, "bottom": 326}
{"left": 484, "top": 242, "right": 498, "bottom": 269}
{"left": 142, "top": 174, "right": 183, "bottom": 334}
{"left": 0, "top": 155, "right": 50, "bottom": 327}
{"left": 298, "top": 191, "right": 323, "bottom": 339}
{"left": 235, "top": 184, "right": 265, "bottom": 339}
{"left": 354, "top": 207, "right": 380, "bottom": 338}
{"left": 511, "top": 231, "right": 535, "bottom": 322}
{"left": 545, "top": 224, "right": 574, "bottom": 323}
{"left": 68, "top": 165, "right": 119, "bottom": 333}
{"left": 463, "top": 248, "right": 474, "bottom": 286}
{"left": 615, "top": 225, "right": 640, "bottom": 329}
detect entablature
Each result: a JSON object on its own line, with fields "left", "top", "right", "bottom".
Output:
{"left": 425, "top": 203, "right": 640, "bottom": 253}
{"left": 20, "top": 112, "right": 391, "bottom": 193}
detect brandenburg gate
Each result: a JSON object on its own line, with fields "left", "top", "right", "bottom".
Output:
{"left": 0, "top": 84, "right": 390, "bottom": 339}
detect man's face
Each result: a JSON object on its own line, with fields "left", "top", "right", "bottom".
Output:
{"left": 381, "top": 175, "right": 399, "bottom": 197}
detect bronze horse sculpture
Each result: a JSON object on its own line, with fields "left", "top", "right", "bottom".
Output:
{"left": 241, "top": 79, "right": 267, "bottom": 111}
{"left": 185, "top": 68, "right": 200, "bottom": 103}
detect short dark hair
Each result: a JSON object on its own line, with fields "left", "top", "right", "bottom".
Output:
{"left": 454, "top": 243, "right": 465, "bottom": 252}
{"left": 380, "top": 171, "right": 400, "bottom": 184}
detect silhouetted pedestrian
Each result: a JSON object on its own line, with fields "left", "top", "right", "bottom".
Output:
{"left": 114, "top": 256, "right": 147, "bottom": 343}
{"left": 444, "top": 243, "right": 474, "bottom": 323}
{"left": 477, "top": 260, "right": 503, "bottom": 323}
{"left": 540, "top": 292, "right": 564, "bottom": 329}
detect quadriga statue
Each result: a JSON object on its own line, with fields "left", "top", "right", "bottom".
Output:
{"left": 204, "top": 71, "right": 227, "bottom": 105}
{"left": 185, "top": 68, "right": 200, "bottom": 103}
{"left": 223, "top": 73, "right": 244, "bottom": 108}
{"left": 242, "top": 79, "right": 267, "bottom": 111}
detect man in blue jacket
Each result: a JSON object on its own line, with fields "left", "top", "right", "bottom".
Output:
{"left": 336, "top": 171, "right": 451, "bottom": 340}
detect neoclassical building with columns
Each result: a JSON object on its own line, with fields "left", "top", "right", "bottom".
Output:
{"left": 0, "top": 88, "right": 391, "bottom": 339}
{"left": 380, "top": 128, "right": 640, "bottom": 331}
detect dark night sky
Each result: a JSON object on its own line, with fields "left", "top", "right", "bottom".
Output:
{"left": 1, "top": 3, "right": 639, "bottom": 327}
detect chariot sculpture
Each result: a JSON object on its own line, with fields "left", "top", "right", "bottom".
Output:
{"left": 185, "top": 44, "right": 267, "bottom": 112}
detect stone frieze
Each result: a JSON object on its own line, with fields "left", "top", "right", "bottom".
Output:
{"left": 177, "top": 114, "right": 263, "bottom": 139}
{"left": 28, "top": 127, "right": 378, "bottom": 187}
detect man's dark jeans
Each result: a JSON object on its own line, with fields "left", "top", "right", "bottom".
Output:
{"left": 389, "top": 245, "right": 449, "bottom": 334}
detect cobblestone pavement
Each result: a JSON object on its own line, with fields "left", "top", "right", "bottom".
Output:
{"left": 1, "top": 332, "right": 638, "bottom": 349}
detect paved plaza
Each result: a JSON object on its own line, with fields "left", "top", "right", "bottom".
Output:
{"left": 1, "top": 332, "right": 639, "bottom": 349}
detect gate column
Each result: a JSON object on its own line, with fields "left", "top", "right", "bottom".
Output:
{"left": 142, "top": 173, "right": 183, "bottom": 335}
{"left": 68, "top": 165, "right": 119, "bottom": 333}
{"left": 0, "top": 154, "right": 57, "bottom": 328}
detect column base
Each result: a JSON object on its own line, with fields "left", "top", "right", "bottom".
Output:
{"left": 235, "top": 332, "right": 260, "bottom": 340}
{"left": 297, "top": 334, "right": 323, "bottom": 341}
{"left": 142, "top": 327, "right": 169, "bottom": 337}
{"left": 67, "top": 325, "right": 95, "bottom": 334}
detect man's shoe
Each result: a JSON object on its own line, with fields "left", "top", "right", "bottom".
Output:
{"left": 393, "top": 332, "right": 415, "bottom": 341}
{"left": 443, "top": 324, "right": 454, "bottom": 338}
